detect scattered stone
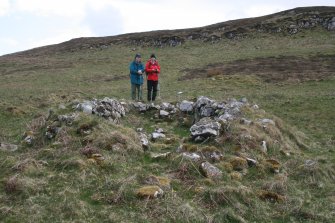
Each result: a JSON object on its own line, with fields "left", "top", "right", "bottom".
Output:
{"left": 136, "top": 186, "right": 164, "bottom": 199}
{"left": 209, "top": 151, "right": 224, "bottom": 162}
{"left": 150, "top": 152, "right": 172, "bottom": 159}
{"left": 132, "top": 102, "right": 149, "bottom": 112}
{"left": 260, "top": 118, "right": 275, "bottom": 126}
{"left": 194, "top": 136, "right": 206, "bottom": 142}
{"left": 159, "top": 110, "right": 170, "bottom": 118}
{"left": 155, "top": 128, "right": 165, "bottom": 133}
{"left": 136, "top": 128, "right": 143, "bottom": 132}
{"left": 246, "top": 157, "right": 257, "bottom": 167}
{"left": 240, "top": 97, "right": 248, "bottom": 103}
{"left": 240, "top": 118, "right": 252, "bottom": 125}
{"left": 227, "top": 98, "right": 245, "bottom": 109}
{"left": 0, "top": 143, "right": 18, "bottom": 152}
{"left": 58, "top": 113, "right": 78, "bottom": 125}
{"left": 151, "top": 132, "right": 166, "bottom": 140}
{"left": 182, "top": 152, "right": 201, "bottom": 162}
{"left": 190, "top": 117, "right": 221, "bottom": 140}
{"left": 252, "top": 104, "right": 259, "bottom": 109}
{"left": 179, "top": 100, "right": 194, "bottom": 112}
{"left": 77, "top": 101, "right": 94, "bottom": 114}
{"left": 304, "top": 159, "right": 317, "bottom": 168}
{"left": 148, "top": 103, "right": 160, "bottom": 110}
{"left": 139, "top": 133, "right": 149, "bottom": 149}
{"left": 45, "top": 125, "right": 60, "bottom": 139}
{"left": 22, "top": 131, "right": 34, "bottom": 145}
{"left": 218, "top": 113, "right": 233, "bottom": 122}
{"left": 160, "top": 102, "right": 176, "bottom": 112}
{"left": 260, "top": 141, "right": 267, "bottom": 154}
{"left": 199, "top": 161, "right": 222, "bottom": 179}
{"left": 280, "top": 150, "right": 291, "bottom": 157}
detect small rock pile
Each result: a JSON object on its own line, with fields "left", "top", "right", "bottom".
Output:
{"left": 76, "top": 97, "right": 126, "bottom": 123}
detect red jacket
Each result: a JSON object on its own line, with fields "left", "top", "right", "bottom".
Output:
{"left": 145, "top": 60, "right": 161, "bottom": 81}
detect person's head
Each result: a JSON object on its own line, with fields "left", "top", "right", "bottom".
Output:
{"left": 135, "top": 53, "right": 141, "bottom": 63}
{"left": 150, "top": 53, "right": 156, "bottom": 63}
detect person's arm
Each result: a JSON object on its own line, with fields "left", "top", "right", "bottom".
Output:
{"left": 156, "top": 63, "right": 161, "bottom": 73}
{"left": 129, "top": 62, "right": 138, "bottom": 75}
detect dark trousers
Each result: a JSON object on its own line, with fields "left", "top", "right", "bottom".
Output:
{"left": 147, "top": 80, "right": 158, "bottom": 102}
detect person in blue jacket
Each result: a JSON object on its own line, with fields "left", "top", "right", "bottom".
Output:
{"left": 129, "top": 53, "right": 144, "bottom": 101}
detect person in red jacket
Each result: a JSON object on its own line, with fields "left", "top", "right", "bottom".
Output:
{"left": 145, "top": 54, "right": 161, "bottom": 102}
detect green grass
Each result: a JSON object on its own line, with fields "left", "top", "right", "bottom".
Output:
{"left": 0, "top": 28, "right": 334, "bottom": 222}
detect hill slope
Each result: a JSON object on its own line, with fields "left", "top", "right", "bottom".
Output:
{"left": 2, "top": 6, "right": 335, "bottom": 56}
{"left": 0, "top": 6, "right": 334, "bottom": 223}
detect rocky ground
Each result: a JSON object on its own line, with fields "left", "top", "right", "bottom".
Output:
{"left": 2, "top": 95, "right": 332, "bottom": 222}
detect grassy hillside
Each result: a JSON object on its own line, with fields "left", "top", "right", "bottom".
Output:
{"left": 0, "top": 7, "right": 334, "bottom": 222}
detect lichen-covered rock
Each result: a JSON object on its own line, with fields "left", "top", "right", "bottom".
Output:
{"left": 195, "top": 96, "right": 215, "bottom": 109}
{"left": 76, "top": 101, "right": 94, "bottom": 114}
{"left": 136, "top": 186, "right": 164, "bottom": 199}
{"left": 132, "top": 101, "right": 148, "bottom": 112}
{"left": 160, "top": 102, "right": 176, "bottom": 113}
{"left": 139, "top": 133, "right": 149, "bottom": 150}
{"left": 182, "top": 152, "right": 201, "bottom": 162}
{"left": 159, "top": 110, "right": 170, "bottom": 118}
{"left": 260, "top": 118, "right": 275, "bottom": 126}
{"left": 76, "top": 98, "right": 126, "bottom": 122}
{"left": 179, "top": 100, "right": 194, "bottom": 112}
{"left": 23, "top": 131, "right": 34, "bottom": 145}
{"left": 151, "top": 132, "right": 166, "bottom": 140}
{"left": 150, "top": 152, "right": 172, "bottom": 159}
{"left": 93, "top": 97, "right": 126, "bottom": 121}
{"left": 200, "top": 105, "right": 215, "bottom": 117}
{"left": 45, "top": 125, "right": 60, "bottom": 139}
{"left": 190, "top": 117, "right": 221, "bottom": 139}
{"left": 58, "top": 113, "right": 78, "bottom": 125}
{"left": 199, "top": 161, "right": 222, "bottom": 179}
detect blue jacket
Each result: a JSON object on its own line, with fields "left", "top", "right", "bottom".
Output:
{"left": 129, "top": 61, "right": 144, "bottom": 85}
